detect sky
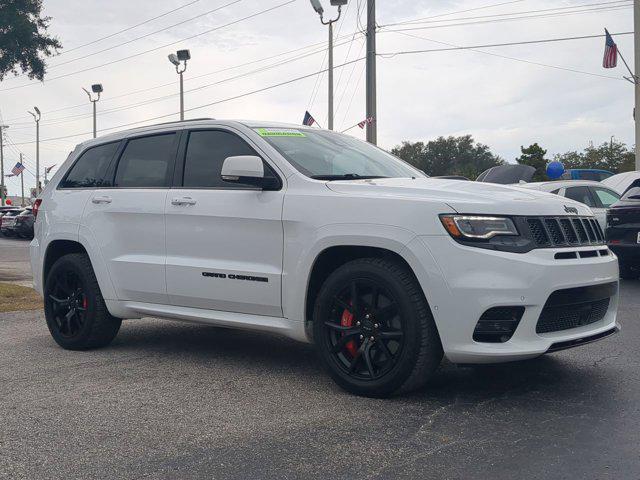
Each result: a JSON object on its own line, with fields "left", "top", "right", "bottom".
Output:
{"left": 0, "top": 0, "right": 635, "bottom": 196}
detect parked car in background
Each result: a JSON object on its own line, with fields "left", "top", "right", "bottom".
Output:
{"left": 518, "top": 180, "right": 620, "bottom": 231}
{"left": 602, "top": 171, "right": 640, "bottom": 196}
{"left": 0, "top": 208, "right": 24, "bottom": 236}
{"left": 1, "top": 207, "right": 35, "bottom": 239}
{"left": 560, "top": 169, "right": 614, "bottom": 181}
{"left": 606, "top": 187, "right": 640, "bottom": 279}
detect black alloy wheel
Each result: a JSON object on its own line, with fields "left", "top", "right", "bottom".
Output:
{"left": 322, "top": 279, "right": 405, "bottom": 381}
{"left": 314, "top": 257, "right": 443, "bottom": 397}
{"left": 44, "top": 253, "right": 122, "bottom": 350}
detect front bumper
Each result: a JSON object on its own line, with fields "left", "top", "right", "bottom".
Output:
{"left": 404, "top": 236, "right": 619, "bottom": 364}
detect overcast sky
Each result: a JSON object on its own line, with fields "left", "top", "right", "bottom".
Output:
{"left": 0, "top": 0, "right": 634, "bottom": 195}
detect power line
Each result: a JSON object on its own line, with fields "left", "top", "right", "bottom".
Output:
{"left": 0, "top": 0, "right": 297, "bottom": 92}
{"left": 380, "top": 4, "right": 632, "bottom": 34}
{"left": 7, "top": 35, "right": 364, "bottom": 131}
{"left": 389, "top": 30, "right": 625, "bottom": 80}
{"left": 47, "top": 0, "right": 243, "bottom": 70}
{"left": 385, "top": 0, "right": 631, "bottom": 28}
{"left": 11, "top": 58, "right": 367, "bottom": 146}
{"left": 3, "top": 30, "right": 363, "bottom": 125}
{"left": 378, "top": 32, "right": 635, "bottom": 59}
{"left": 59, "top": 0, "right": 203, "bottom": 55}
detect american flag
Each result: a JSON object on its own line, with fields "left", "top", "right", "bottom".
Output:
{"left": 302, "top": 111, "right": 316, "bottom": 126}
{"left": 602, "top": 29, "right": 618, "bottom": 69}
{"left": 358, "top": 117, "right": 374, "bottom": 129}
{"left": 11, "top": 162, "right": 25, "bottom": 176}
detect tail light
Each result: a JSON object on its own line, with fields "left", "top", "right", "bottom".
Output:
{"left": 33, "top": 199, "right": 42, "bottom": 218}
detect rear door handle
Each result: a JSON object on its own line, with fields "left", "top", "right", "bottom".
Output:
{"left": 171, "top": 196, "right": 197, "bottom": 206}
{"left": 92, "top": 196, "right": 112, "bottom": 204}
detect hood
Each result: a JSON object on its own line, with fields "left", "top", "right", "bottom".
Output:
{"left": 325, "top": 177, "right": 593, "bottom": 216}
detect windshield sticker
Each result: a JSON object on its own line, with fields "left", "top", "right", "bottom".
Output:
{"left": 256, "top": 128, "right": 306, "bottom": 138}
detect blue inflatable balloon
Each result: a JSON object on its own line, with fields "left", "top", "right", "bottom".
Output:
{"left": 546, "top": 161, "right": 564, "bottom": 180}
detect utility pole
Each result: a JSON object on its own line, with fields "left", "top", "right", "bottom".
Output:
{"left": 29, "top": 107, "right": 41, "bottom": 194}
{"left": 366, "top": 0, "right": 377, "bottom": 144}
{"left": 20, "top": 153, "right": 24, "bottom": 206}
{"left": 0, "top": 124, "right": 7, "bottom": 206}
{"left": 635, "top": 0, "right": 639, "bottom": 169}
{"left": 168, "top": 50, "right": 191, "bottom": 121}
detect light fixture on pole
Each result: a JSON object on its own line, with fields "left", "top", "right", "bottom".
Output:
{"left": 83, "top": 84, "right": 103, "bottom": 138}
{"left": 168, "top": 49, "right": 191, "bottom": 121}
{"left": 309, "top": 0, "right": 347, "bottom": 131}
{"left": 28, "top": 107, "right": 41, "bottom": 193}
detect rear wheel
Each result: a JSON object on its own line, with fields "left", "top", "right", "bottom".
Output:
{"left": 313, "top": 257, "right": 443, "bottom": 397}
{"left": 44, "top": 253, "right": 121, "bottom": 350}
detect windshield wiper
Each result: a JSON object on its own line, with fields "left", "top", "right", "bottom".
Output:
{"left": 310, "top": 174, "right": 389, "bottom": 181}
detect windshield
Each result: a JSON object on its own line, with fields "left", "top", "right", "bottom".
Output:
{"left": 254, "top": 127, "right": 422, "bottom": 180}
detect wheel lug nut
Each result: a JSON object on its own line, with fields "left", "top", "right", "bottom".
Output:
{"left": 365, "top": 314, "right": 370, "bottom": 319}
{"left": 356, "top": 321, "right": 361, "bottom": 326}
{"left": 374, "top": 323, "right": 379, "bottom": 328}
{"left": 370, "top": 336, "right": 375, "bottom": 341}
{"left": 359, "top": 335, "right": 364, "bottom": 340}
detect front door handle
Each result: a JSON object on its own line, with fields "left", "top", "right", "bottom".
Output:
{"left": 171, "top": 196, "right": 197, "bottom": 206}
{"left": 92, "top": 196, "right": 112, "bottom": 204}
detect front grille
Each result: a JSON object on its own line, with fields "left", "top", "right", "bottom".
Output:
{"left": 526, "top": 216, "right": 605, "bottom": 248}
{"left": 536, "top": 282, "right": 616, "bottom": 334}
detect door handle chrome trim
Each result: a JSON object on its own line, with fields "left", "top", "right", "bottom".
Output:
{"left": 171, "top": 197, "right": 197, "bottom": 206}
{"left": 92, "top": 196, "right": 112, "bottom": 204}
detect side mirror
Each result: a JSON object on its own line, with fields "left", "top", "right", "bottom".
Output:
{"left": 221, "top": 156, "right": 279, "bottom": 190}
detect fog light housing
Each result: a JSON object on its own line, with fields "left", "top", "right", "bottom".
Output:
{"left": 473, "top": 306, "right": 525, "bottom": 343}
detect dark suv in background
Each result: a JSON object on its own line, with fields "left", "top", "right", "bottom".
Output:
{"left": 607, "top": 187, "right": 640, "bottom": 279}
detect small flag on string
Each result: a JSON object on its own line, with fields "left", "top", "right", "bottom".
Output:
{"left": 602, "top": 28, "right": 618, "bottom": 69}
{"left": 11, "top": 162, "right": 25, "bottom": 176}
{"left": 303, "top": 111, "right": 316, "bottom": 126}
{"left": 358, "top": 117, "right": 374, "bottom": 129}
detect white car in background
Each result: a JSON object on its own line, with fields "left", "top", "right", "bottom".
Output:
{"left": 519, "top": 180, "right": 620, "bottom": 231}
{"left": 602, "top": 171, "right": 640, "bottom": 196}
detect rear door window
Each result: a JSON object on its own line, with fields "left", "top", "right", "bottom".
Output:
{"left": 564, "top": 186, "right": 596, "bottom": 207}
{"left": 114, "top": 134, "right": 177, "bottom": 188}
{"left": 59, "top": 142, "right": 119, "bottom": 188}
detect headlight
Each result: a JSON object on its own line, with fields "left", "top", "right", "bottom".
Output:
{"left": 440, "top": 215, "right": 518, "bottom": 239}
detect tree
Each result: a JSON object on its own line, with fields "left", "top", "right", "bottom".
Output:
{"left": 554, "top": 140, "right": 635, "bottom": 174}
{"left": 0, "top": 0, "right": 62, "bottom": 81}
{"left": 516, "top": 143, "right": 548, "bottom": 181}
{"left": 391, "top": 135, "right": 504, "bottom": 179}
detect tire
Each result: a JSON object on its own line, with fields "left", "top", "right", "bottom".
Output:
{"left": 313, "top": 257, "right": 443, "bottom": 397}
{"left": 44, "top": 253, "right": 122, "bottom": 350}
{"left": 619, "top": 263, "right": 638, "bottom": 280}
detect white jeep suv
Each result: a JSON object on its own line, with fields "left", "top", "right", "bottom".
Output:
{"left": 30, "top": 119, "right": 619, "bottom": 397}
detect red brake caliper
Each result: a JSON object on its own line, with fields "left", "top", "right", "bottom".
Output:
{"left": 82, "top": 297, "right": 88, "bottom": 309}
{"left": 340, "top": 306, "right": 358, "bottom": 357}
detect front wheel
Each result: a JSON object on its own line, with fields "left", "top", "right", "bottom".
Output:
{"left": 313, "top": 257, "right": 443, "bottom": 397}
{"left": 44, "top": 253, "right": 121, "bottom": 350}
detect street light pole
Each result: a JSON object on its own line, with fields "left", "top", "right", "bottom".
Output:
{"left": 0, "top": 125, "right": 8, "bottom": 206}
{"left": 83, "top": 84, "right": 103, "bottom": 138}
{"left": 28, "top": 107, "right": 41, "bottom": 194}
{"left": 366, "top": 0, "right": 377, "bottom": 144}
{"left": 168, "top": 50, "right": 191, "bottom": 121}
{"left": 635, "top": 0, "right": 639, "bottom": 169}
{"left": 310, "top": 0, "right": 345, "bottom": 130}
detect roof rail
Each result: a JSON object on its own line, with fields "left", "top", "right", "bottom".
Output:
{"left": 145, "top": 117, "right": 215, "bottom": 128}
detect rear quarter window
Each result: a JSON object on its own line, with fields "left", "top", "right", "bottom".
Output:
{"left": 59, "top": 142, "right": 119, "bottom": 188}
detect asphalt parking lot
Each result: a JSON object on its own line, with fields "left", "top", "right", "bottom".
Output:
{"left": 1, "top": 237, "right": 638, "bottom": 479}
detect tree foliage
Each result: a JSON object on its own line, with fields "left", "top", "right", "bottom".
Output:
{"left": 391, "top": 135, "right": 504, "bottom": 179}
{"left": 0, "top": 0, "right": 62, "bottom": 81}
{"left": 516, "top": 143, "right": 548, "bottom": 181}
{"left": 554, "top": 140, "right": 635, "bottom": 174}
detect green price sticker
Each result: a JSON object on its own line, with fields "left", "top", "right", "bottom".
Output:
{"left": 256, "top": 128, "right": 306, "bottom": 138}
